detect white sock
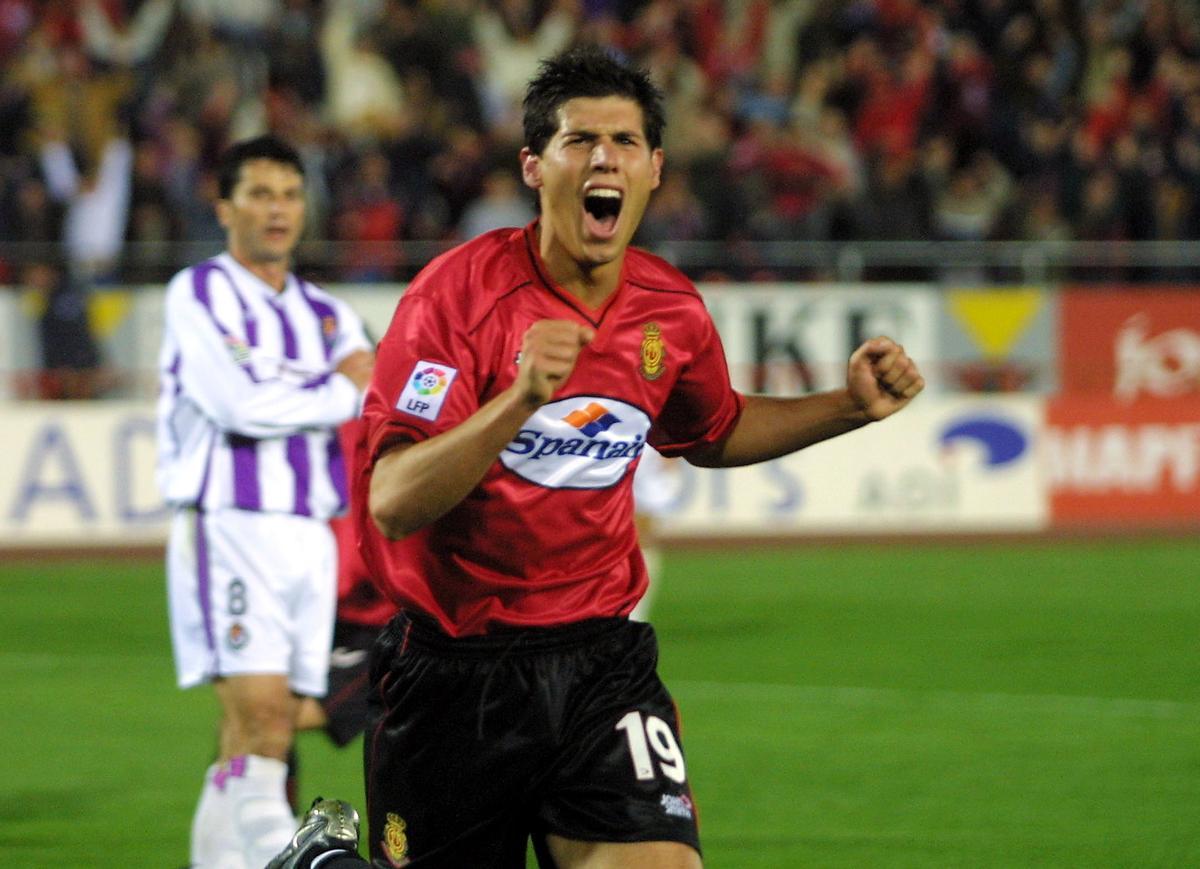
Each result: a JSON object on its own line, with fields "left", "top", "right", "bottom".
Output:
{"left": 190, "top": 761, "right": 249, "bottom": 869}
{"left": 227, "top": 754, "right": 300, "bottom": 867}
{"left": 630, "top": 546, "right": 661, "bottom": 622}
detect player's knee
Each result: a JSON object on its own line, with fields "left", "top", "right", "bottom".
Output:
{"left": 545, "top": 837, "right": 701, "bottom": 869}
{"left": 222, "top": 701, "right": 295, "bottom": 759}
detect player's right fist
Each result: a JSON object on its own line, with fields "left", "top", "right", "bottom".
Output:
{"left": 516, "top": 319, "right": 595, "bottom": 406}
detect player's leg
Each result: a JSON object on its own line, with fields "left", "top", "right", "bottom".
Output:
{"left": 543, "top": 837, "right": 701, "bottom": 869}
{"left": 363, "top": 615, "right": 545, "bottom": 868}
{"left": 215, "top": 673, "right": 299, "bottom": 759}
{"left": 295, "top": 696, "right": 328, "bottom": 731}
{"left": 201, "top": 678, "right": 303, "bottom": 867}
{"left": 287, "top": 620, "right": 374, "bottom": 819}
{"left": 168, "top": 509, "right": 251, "bottom": 867}
{"left": 172, "top": 509, "right": 338, "bottom": 867}
{"left": 537, "top": 620, "right": 702, "bottom": 869}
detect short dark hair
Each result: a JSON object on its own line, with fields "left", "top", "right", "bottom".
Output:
{"left": 523, "top": 46, "right": 666, "bottom": 155}
{"left": 217, "top": 135, "right": 305, "bottom": 199}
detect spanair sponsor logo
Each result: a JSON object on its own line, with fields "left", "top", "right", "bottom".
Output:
{"left": 501, "top": 397, "right": 651, "bottom": 489}
{"left": 396, "top": 360, "right": 458, "bottom": 421}
{"left": 938, "top": 414, "right": 1029, "bottom": 468}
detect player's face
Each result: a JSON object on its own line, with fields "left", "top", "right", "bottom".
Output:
{"left": 217, "top": 158, "right": 306, "bottom": 267}
{"left": 522, "top": 96, "right": 663, "bottom": 273}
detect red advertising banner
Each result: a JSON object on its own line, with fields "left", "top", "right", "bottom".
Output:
{"left": 1059, "top": 287, "right": 1200, "bottom": 400}
{"left": 1047, "top": 396, "right": 1200, "bottom": 525}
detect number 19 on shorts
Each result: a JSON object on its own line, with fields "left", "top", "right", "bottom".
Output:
{"left": 616, "top": 711, "right": 687, "bottom": 784}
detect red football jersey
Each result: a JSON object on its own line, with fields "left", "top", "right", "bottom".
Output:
{"left": 357, "top": 223, "right": 744, "bottom": 636}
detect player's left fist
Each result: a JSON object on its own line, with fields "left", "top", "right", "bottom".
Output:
{"left": 847, "top": 336, "right": 925, "bottom": 421}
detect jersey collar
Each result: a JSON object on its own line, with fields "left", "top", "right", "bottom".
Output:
{"left": 519, "top": 221, "right": 627, "bottom": 328}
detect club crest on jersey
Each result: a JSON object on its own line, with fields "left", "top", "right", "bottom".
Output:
{"left": 501, "top": 397, "right": 650, "bottom": 489}
{"left": 397, "top": 360, "right": 458, "bottom": 421}
{"left": 640, "top": 322, "right": 666, "bottom": 380}
{"left": 321, "top": 315, "right": 338, "bottom": 347}
{"left": 226, "top": 622, "right": 249, "bottom": 651}
{"left": 382, "top": 813, "right": 409, "bottom": 866}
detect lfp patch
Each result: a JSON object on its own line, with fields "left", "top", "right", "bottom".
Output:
{"left": 397, "top": 360, "right": 458, "bottom": 421}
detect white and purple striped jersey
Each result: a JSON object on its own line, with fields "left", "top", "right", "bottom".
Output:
{"left": 156, "top": 253, "right": 371, "bottom": 520}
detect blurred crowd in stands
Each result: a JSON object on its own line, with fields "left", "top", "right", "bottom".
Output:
{"left": 3, "top": 0, "right": 1200, "bottom": 286}
{"left": 1, "top": 0, "right": 1199, "bottom": 310}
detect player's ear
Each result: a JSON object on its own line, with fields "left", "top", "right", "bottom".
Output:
{"left": 650, "top": 148, "right": 663, "bottom": 191}
{"left": 520, "top": 147, "right": 542, "bottom": 191}
{"left": 215, "top": 198, "right": 232, "bottom": 230}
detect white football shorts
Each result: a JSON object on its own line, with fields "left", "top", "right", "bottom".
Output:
{"left": 168, "top": 507, "right": 337, "bottom": 696}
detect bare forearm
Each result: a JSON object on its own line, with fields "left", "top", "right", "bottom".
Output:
{"left": 690, "top": 391, "right": 871, "bottom": 468}
{"left": 369, "top": 386, "right": 538, "bottom": 538}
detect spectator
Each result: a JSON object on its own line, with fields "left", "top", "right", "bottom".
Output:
{"left": 457, "top": 166, "right": 535, "bottom": 240}
{"left": 932, "top": 150, "right": 1013, "bottom": 242}
{"left": 3, "top": 0, "right": 1200, "bottom": 286}
{"left": 78, "top": 0, "right": 174, "bottom": 70}
{"left": 471, "top": 0, "right": 576, "bottom": 139}
{"left": 39, "top": 127, "right": 133, "bottom": 283}
{"left": 636, "top": 169, "right": 708, "bottom": 247}
{"left": 333, "top": 146, "right": 406, "bottom": 280}
{"left": 24, "top": 259, "right": 103, "bottom": 399}
{"left": 320, "top": 0, "right": 408, "bottom": 143}
{"left": 269, "top": 0, "right": 326, "bottom": 106}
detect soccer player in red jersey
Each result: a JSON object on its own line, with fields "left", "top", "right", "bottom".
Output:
{"left": 269, "top": 46, "right": 924, "bottom": 869}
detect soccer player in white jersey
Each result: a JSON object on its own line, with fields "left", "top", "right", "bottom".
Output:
{"left": 155, "top": 135, "right": 374, "bottom": 868}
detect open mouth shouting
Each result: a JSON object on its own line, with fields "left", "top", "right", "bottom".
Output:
{"left": 583, "top": 187, "right": 623, "bottom": 241}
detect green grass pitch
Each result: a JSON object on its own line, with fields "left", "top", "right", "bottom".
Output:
{"left": 3, "top": 538, "right": 1199, "bottom": 867}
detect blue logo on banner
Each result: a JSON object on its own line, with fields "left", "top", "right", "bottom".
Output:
{"left": 938, "top": 416, "right": 1028, "bottom": 467}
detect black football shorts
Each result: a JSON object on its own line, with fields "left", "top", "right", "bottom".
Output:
{"left": 321, "top": 620, "right": 382, "bottom": 747}
{"left": 363, "top": 613, "right": 701, "bottom": 868}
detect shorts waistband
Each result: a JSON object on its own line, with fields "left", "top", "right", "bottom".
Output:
{"left": 394, "top": 611, "right": 629, "bottom": 656}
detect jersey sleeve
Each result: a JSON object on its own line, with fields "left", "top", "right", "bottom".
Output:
{"left": 329, "top": 295, "right": 373, "bottom": 363}
{"left": 362, "top": 290, "right": 481, "bottom": 465}
{"left": 168, "top": 270, "right": 361, "bottom": 438}
{"left": 648, "top": 309, "right": 745, "bottom": 457}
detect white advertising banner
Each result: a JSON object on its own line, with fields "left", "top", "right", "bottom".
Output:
{"left": 0, "top": 396, "right": 1046, "bottom": 548}
{"left": 650, "top": 395, "right": 1047, "bottom": 536}
{"left": 0, "top": 290, "right": 32, "bottom": 400}
{"left": 700, "top": 284, "right": 942, "bottom": 395}
{"left": 108, "top": 283, "right": 941, "bottom": 400}
{"left": 0, "top": 401, "right": 167, "bottom": 545}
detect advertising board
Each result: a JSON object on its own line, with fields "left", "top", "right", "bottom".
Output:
{"left": 1060, "top": 288, "right": 1200, "bottom": 400}
{"left": 1046, "top": 396, "right": 1200, "bottom": 525}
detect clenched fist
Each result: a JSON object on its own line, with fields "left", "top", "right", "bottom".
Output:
{"left": 847, "top": 336, "right": 925, "bottom": 421}
{"left": 515, "top": 319, "right": 595, "bottom": 407}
